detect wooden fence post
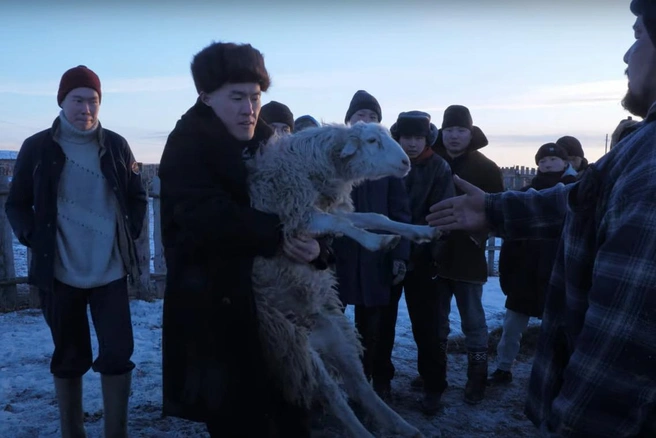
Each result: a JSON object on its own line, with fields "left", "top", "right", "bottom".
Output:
{"left": 150, "top": 176, "right": 166, "bottom": 298}
{"left": 129, "top": 183, "right": 152, "bottom": 300}
{"left": 0, "top": 175, "right": 17, "bottom": 311}
{"left": 487, "top": 236, "right": 497, "bottom": 277}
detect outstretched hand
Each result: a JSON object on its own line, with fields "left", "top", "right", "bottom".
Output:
{"left": 425, "top": 175, "right": 490, "bottom": 233}
{"left": 283, "top": 234, "right": 321, "bottom": 264}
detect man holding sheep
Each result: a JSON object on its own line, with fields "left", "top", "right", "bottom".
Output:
{"left": 158, "top": 41, "right": 333, "bottom": 438}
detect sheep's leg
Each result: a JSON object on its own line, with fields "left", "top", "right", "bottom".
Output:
{"left": 309, "top": 348, "right": 376, "bottom": 438}
{"left": 337, "top": 212, "right": 442, "bottom": 244}
{"left": 307, "top": 212, "right": 401, "bottom": 252}
{"left": 311, "top": 313, "right": 426, "bottom": 438}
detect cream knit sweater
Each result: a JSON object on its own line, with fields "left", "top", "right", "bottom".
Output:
{"left": 52, "top": 112, "right": 125, "bottom": 288}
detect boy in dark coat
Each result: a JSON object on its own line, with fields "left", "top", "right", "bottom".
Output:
{"left": 332, "top": 90, "right": 412, "bottom": 390}
{"left": 158, "top": 42, "right": 333, "bottom": 438}
{"left": 489, "top": 143, "right": 577, "bottom": 385}
{"left": 428, "top": 105, "right": 505, "bottom": 404}
{"left": 386, "top": 111, "right": 455, "bottom": 414}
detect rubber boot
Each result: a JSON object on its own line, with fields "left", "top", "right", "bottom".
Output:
{"left": 100, "top": 371, "right": 131, "bottom": 438}
{"left": 54, "top": 376, "right": 87, "bottom": 438}
{"left": 464, "top": 350, "right": 488, "bottom": 405}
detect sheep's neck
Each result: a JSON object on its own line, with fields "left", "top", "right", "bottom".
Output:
{"left": 311, "top": 173, "right": 353, "bottom": 210}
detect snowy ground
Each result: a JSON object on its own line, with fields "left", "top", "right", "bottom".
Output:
{"left": 0, "top": 276, "right": 541, "bottom": 438}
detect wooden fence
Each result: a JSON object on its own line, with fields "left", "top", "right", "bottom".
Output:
{"left": 0, "top": 166, "right": 502, "bottom": 313}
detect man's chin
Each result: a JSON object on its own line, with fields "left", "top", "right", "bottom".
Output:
{"left": 621, "top": 88, "right": 650, "bottom": 118}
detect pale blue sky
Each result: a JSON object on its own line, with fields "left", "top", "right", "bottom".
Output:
{"left": 0, "top": 0, "right": 638, "bottom": 167}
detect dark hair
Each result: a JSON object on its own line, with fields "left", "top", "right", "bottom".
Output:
{"left": 190, "top": 42, "right": 271, "bottom": 94}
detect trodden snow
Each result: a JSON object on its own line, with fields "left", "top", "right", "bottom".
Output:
{"left": 0, "top": 275, "right": 541, "bottom": 437}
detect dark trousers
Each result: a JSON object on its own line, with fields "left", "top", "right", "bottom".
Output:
{"left": 402, "top": 269, "right": 447, "bottom": 392}
{"left": 351, "top": 286, "right": 403, "bottom": 385}
{"left": 39, "top": 276, "right": 135, "bottom": 378}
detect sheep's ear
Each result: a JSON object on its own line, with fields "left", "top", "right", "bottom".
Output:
{"left": 340, "top": 137, "right": 359, "bottom": 158}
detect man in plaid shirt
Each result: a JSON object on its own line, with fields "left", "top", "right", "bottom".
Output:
{"left": 425, "top": 2, "right": 656, "bottom": 436}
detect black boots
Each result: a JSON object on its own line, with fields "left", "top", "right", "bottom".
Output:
{"left": 54, "top": 377, "right": 87, "bottom": 438}
{"left": 487, "top": 369, "right": 512, "bottom": 386}
{"left": 464, "top": 350, "right": 488, "bottom": 405}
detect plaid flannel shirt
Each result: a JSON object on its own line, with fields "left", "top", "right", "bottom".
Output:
{"left": 485, "top": 115, "right": 656, "bottom": 437}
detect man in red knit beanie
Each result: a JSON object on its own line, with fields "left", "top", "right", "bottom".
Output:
{"left": 6, "top": 65, "right": 147, "bottom": 438}
{"left": 57, "top": 65, "right": 102, "bottom": 107}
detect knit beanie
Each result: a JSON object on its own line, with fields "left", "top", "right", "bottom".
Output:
{"left": 294, "top": 115, "right": 320, "bottom": 131}
{"left": 390, "top": 111, "right": 439, "bottom": 146}
{"left": 535, "top": 142, "right": 568, "bottom": 165}
{"left": 57, "top": 65, "right": 102, "bottom": 107}
{"left": 260, "top": 101, "right": 294, "bottom": 131}
{"left": 344, "top": 90, "right": 382, "bottom": 124}
{"left": 441, "top": 105, "right": 473, "bottom": 130}
{"left": 556, "top": 135, "right": 584, "bottom": 158}
{"left": 631, "top": 0, "right": 656, "bottom": 47}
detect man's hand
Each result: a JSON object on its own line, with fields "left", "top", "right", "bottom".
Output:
{"left": 392, "top": 260, "right": 406, "bottom": 285}
{"left": 283, "top": 234, "right": 321, "bottom": 264}
{"left": 426, "top": 175, "right": 490, "bottom": 233}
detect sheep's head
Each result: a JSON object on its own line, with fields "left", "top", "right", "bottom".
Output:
{"left": 337, "top": 122, "right": 411, "bottom": 181}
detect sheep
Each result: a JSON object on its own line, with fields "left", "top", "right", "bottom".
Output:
{"left": 245, "top": 122, "right": 440, "bottom": 438}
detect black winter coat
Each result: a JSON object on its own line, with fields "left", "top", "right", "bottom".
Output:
{"left": 158, "top": 100, "right": 331, "bottom": 430}
{"left": 333, "top": 176, "right": 411, "bottom": 307}
{"left": 432, "top": 128, "right": 505, "bottom": 283}
{"left": 498, "top": 170, "right": 577, "bottom": 317}
{"left": 402, "top": 150, "right": 455, "bottom": 272}
{"left": 5, "top": 117, "right": 147, "bottom": 292}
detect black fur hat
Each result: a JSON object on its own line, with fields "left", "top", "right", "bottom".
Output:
{"left": 390, "top": 111, "right": 439, "bottom": 146}
{"left": 191, "top": 42, "right": 270, "bottom": 94}
{"left": 344, "top": 90, "right": 382, "bottom": 124}
{"left": 631, "top": 0, "right": 656, "bottom": 47}
{"left": 535, "top": 142, "right": 568, "bottom": 165}
{"left": 260, "top": 101, "right": 294, "bottom": 131}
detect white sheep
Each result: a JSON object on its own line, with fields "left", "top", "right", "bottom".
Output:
{"left": 245, "top": 122, "right": 440, "bottom": 438}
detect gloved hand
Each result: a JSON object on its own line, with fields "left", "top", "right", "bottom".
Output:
{"left": 392, "top": 260, "right": 407, "bottom": 286}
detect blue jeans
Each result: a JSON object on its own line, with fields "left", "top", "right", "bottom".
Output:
{"left": 436, "top": 277, "right": 488, "bottom": 352}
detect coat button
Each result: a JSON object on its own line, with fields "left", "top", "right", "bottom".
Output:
{"left": 221, "top": 297, "right": 231, "bottom": 305}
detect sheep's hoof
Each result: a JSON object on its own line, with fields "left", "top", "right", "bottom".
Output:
{"left": 406, "top": 225, "right": 440, "bottom": 244}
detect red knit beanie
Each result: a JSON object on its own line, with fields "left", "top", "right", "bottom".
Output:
{"left": 57, "top": 65, "right": 102, "bottom": 107}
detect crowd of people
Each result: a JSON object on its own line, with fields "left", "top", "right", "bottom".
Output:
{"left": 5, "top": 0, "right": 655, "bottom": 437}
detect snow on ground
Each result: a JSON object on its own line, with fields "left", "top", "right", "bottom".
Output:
{"left": 0, "top": 276, "right": 541, "bottom": 438}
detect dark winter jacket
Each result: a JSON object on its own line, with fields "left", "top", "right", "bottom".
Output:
{"left": 432, "top": 128, "right": 505, "bottom": 283}
{"left": 402, "top": 149, "right": 455, "bottom": 273}
{"left": 333, "top": 176, "right": 411, "bottom": 307}
{"left": 5, "top": 117, "right": 147, "bottom": 292}
{"left": 498, "top": 170, "right": 577, "bottom": 317}
{"left": 158, "top": 99, "right": 331, "bottom": 431}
